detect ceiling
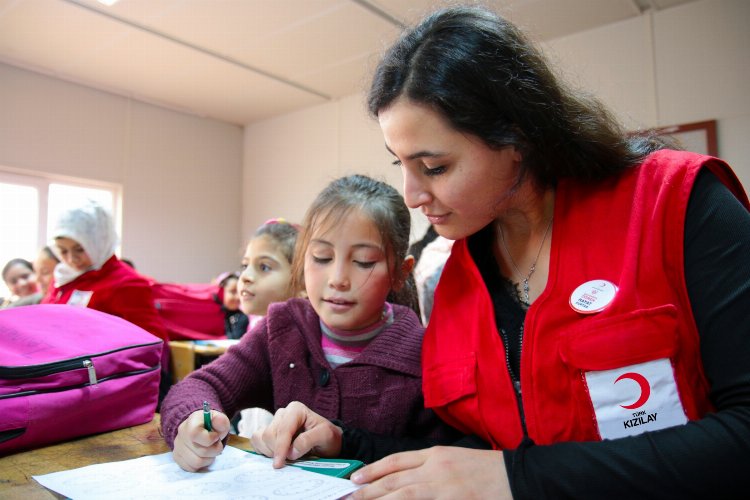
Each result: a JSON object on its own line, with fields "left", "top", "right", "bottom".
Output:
{"left": 0, "top": 0, "right": 698, "bottom": 126}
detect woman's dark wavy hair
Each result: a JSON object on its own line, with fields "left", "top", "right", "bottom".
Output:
{"left": 368, "top": 6, "right": 669, "bottom": 186}
{"left": 291, "top": 175, "right": 420, "bottom": 317}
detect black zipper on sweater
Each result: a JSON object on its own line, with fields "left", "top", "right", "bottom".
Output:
{"left": 501, "top": 325, "right": 528, "bottom": 436}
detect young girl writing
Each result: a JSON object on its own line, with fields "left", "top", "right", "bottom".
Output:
{"left": 160, "top": 175, "right": 455, "bottom": 472}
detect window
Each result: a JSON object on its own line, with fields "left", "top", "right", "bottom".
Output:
{"left": 0, "top": 167, "right": 121, "bottom": 300}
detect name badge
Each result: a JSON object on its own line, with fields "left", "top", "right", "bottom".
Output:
{"left": 569, "top": 279, "right": 617, "bottom": 314}
{"left": 68, "top": 290, "right": 93, "bottom": 307}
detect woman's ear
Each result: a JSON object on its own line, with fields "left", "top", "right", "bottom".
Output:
{"left": 393, "top": 255, "right": 416, "bottom": 291}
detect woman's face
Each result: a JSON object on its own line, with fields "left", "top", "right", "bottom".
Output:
{"left": 55, "top": 237, "right": 93, "bottom": 271}
{"left": 4, "top": 263, "right": 38, "bottom": 297}
{"left": 378, "top": 97, "right": 522, "bottom": 241}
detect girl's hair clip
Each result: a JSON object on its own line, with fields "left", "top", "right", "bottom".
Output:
{"left": 261, "top": 217, "right": 302, "bottom": 232}
{"left": 263, "top": 217, "right": 287, "bottom": 225}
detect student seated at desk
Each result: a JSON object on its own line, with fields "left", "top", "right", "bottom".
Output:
{"left": 160, "top": 175, "right": 459, "bottom": 472}
{"left": 216, "top": 271, "right": 248, "bottom": 340}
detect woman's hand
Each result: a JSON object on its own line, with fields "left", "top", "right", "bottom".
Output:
{"left": 349, "top": 446, "right": 511, "bottom": 499}
{"left": 251, "top": 401, "right": 343, "bottom": 468}
{"left": 172, "top": 408, "right": 230, "bottom": 472}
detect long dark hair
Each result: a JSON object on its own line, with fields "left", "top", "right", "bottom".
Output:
{"left": 292, "top": 175, "right": 420, "bottom": 316}
{"left": 368, "top": 6, "right": 668, "bottom": 187}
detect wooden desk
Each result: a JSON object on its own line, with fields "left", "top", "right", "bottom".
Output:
{"left": 169, "top": 340, "right": 237, "bottom": 383}
{"left": 0, "top": 414, "right": 252, "bottom": 500}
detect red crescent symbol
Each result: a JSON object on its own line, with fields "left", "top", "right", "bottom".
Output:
{"left": 615, "top": 372, "right": 651, "bottom": 409}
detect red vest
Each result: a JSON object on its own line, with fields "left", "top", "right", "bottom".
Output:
{"left": 422, "top": 150, "right": 749, "bottom": 449}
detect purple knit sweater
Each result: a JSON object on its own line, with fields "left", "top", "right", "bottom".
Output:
{"left": 160, "top": 298, "right": 453, "bottom": 448}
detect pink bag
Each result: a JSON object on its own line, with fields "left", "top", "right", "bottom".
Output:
{"left": 0, "top": 304, "right": 163, "bottom": 455}
{"left": 151, "top": 282, "right": 226, "bottom": 340}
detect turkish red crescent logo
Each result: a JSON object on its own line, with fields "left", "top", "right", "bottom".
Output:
{"left": 615, "top": 372, "right": 651, "bottom": 409}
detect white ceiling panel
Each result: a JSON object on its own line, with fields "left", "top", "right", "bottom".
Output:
{"left": 0, "top": 0, "right": 700, "bottom": 125}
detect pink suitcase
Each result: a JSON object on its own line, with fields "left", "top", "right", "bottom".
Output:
{"left": 0, "top": 304, "right": 163, "bottom": 455}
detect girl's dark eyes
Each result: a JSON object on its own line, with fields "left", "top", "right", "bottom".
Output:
{"left": 392, "top": 159, "right": 402, "bottom": 166}
{"left": 259, "top": 263, "right": 272, "bottom": 272}
{"left": 355, "top": 261, "right": 376, "bottom": 269}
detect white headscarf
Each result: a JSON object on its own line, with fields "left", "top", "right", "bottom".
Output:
{"left": 51, "top": 200, "right": 119, "bottom": 287}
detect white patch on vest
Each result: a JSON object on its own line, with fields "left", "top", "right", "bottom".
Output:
{"left": 67, "top": 289, "right": 93, "bottom": 307}
{"left": 585, "top": 358, "right": 687, "bottom": 440}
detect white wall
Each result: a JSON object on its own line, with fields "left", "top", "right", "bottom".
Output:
{"left": 242, "top": 91, "right": 427, "bottom": 242}
{"left": 242, "top": 0, "right": 750, "bottom": 232}
{"left": 539, "top": 0, "right": 750, "bottom": 185}
{"left": 0, "top": 62, "right": 244, "bottom": 283}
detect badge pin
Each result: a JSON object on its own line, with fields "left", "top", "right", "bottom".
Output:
{"left": 569, "top": 279, "right": 617, "bottom": 314}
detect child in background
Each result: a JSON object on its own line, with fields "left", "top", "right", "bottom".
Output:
{"left": 161, "top": 175, "right": 456, "bottom": 472}
{"left": 237, "top": 218, "right": 300, "bottom": 332}
{"left": 33, "top": 246, "right": 60, "bottom": 297}
{"left": 216, "top": 272, "right": 248, "bottom": 339}
{"left": 235, "top": 218, "right": 301, "bottom": 433}
{"left": 1, "top": 258, "right": 40, "bottom": 308}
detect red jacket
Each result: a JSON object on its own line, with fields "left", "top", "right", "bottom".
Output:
{"left": 422, "top": 150, "right": 749, "bottom": 449}
{"left": 43, "top": 255, "right": 168, "bottom": 341}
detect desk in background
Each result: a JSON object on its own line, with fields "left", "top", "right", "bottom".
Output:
{"left": 169, "top": 339, "right": 239, "bottom": 383}
{"left": 0, "top": 414, "right": 252, "bottom": 500}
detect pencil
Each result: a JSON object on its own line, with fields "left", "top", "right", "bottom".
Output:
{"left": 203, "top": 400, "right": 212, "bottom": 431}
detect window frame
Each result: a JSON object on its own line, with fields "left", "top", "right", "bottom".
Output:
{"left": 0, "top": 165, "right": 122, "bottom": 297}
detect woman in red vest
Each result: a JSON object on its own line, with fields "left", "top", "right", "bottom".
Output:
{"left": 251, "top": 6, "right": 750, "bottom": 498}
{"left": 42, "top": 200, "right": 167, "bottom": 342}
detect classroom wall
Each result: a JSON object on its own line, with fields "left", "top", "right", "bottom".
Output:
{"left": 0, "top": 62, "right": 244, "bottom": 283}
{"left": 242, "top": 0, "right": 750, "bottom": 237}
{"left": 545, "top": 0, "right": 750, "bottom": 185}
{"left": 241, "top": 91, "right": 414, "bottom": 240}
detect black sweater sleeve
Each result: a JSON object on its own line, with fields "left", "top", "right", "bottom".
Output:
{"left": 505, "top": 168, "right": 750, "bottom": 499}
{"left": 337, "top": 422, "right": 484, "bottom": 464}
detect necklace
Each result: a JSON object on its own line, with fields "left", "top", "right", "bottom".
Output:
{"left": 499, "top": 217, "right": 553, "bottom": 306}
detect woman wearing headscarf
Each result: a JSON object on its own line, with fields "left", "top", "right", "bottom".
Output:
{"left": 42, "top": 200, "right": 168, "bottom": 342}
